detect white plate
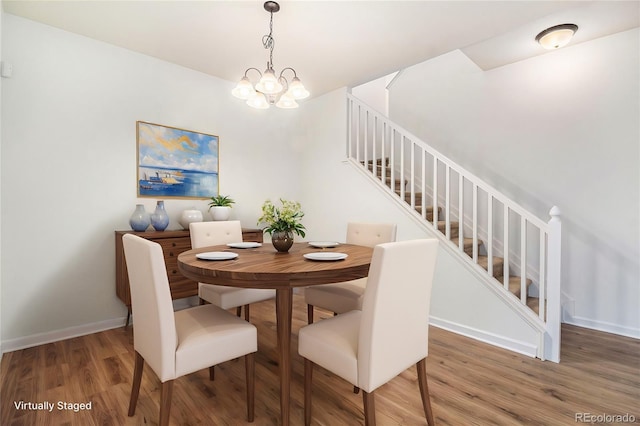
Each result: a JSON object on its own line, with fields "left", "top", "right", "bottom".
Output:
{"left": 304, "top": 252, "right": 348, "bottom": 261}
{"left": 196, "top": 251, "right": 239, "bottom": 261}
{"left": 308, "top": 241, "right": 340, "bottom": 248}
{"left": 227, "top": 242, "right": 262, "bottom": 249}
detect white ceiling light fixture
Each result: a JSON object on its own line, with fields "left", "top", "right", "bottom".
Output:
{"left": 232, "top": 1, "right": 309, "bottom": 109}
{"left": 535, "top": 23, "right": 578, "bottom": 50}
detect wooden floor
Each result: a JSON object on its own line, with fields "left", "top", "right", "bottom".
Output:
{"left": 2, "top": 294, "right": 639, "bottom": 425}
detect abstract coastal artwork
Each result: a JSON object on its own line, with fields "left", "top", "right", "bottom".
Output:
{"left": 137, "top": 121, "right": 219, "bottom": 199}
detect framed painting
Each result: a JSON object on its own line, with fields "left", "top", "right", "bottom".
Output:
{"left": 136, "top": 121, "right": 219, "bottom": 199}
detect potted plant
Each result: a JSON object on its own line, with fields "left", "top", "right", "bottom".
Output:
{"left": 257, "top": 199, "right": 306, "bottom": 252}
{"left": 208, "top": 195, "right": 235, "bottom": 221}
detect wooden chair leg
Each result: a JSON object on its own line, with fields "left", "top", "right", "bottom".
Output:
{"left": 128, "top": 351, "right": 144, "bottom": 416}
{"left": 124, "top": 308, "right": 131, "bottom": 328}
{"left": 304, "top": 358, "right": 313, "bottom": 426}
{"left": 307, "top": 304, "right": 314, "bottom": 324}
{"left": 159, "top": 380, "right": 174, "bottom": 426}
{"left": 417, "top": 358, "right": 435, "bottom": 426}
{"left": 363, "top": 390, "right": 376, "bottom": 426}
{"left": 209, "top": 366, "right": 215, "bottom": 381}
{"left": 244, "top": 304, "right": 251, "bottom": 322}
{"left": 245, "top": 353, "right": 255, "bottom": 422}
{"left": 236, "top": 306, "right": 242, "bottom": 317}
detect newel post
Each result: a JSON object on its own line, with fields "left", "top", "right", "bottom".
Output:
{"left": 545, "top": 206, "right": 562, "bottom": 362}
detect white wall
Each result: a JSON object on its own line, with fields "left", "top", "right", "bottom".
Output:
{"left": 388, "top": 29, "right": 640, "bottom": 337}
{"left": 296, "top": 88, "right": 541, "bottom": 357}
{"left": 0, "top": 4, "right": 4, "bottom": 360}
{"left": 351, "top": 72, "right": 398, "bottom": 116}
{"left": 0, "top": 14, "right": 300, "bottom": 349}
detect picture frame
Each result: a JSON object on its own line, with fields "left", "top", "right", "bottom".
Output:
{"left": 136, "top": 121, "right": 219, "bottom": 199}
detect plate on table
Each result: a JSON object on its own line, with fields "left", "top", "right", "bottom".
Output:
{"left": 196, "top": 251, "right": 239, "bottom": 261}
{"left": 227, "top": 242, "right": 262, "bottom": 249}
{"left": 308, "top": 241, "right": 340, "bottom": 248}
{"left": 304, "top": 252, "right": 348, "bottom": 261}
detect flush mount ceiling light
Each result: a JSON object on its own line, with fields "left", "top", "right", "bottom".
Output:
{"left": 232, "top": 1, "right": 309, "bottom": 109}
{"left": 535, "top": 24, "right": 578, "bottom": 50}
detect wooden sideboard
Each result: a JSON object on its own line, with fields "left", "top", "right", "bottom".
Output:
{"left": 115, "top": 228, "right": 263, "bottom": 326}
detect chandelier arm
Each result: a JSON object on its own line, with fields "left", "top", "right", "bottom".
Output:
{"left": 244, "top": 67, "right": 263, "bottom": 80}
{"left": 278, "top": 76, "right": 289, "bottom": 91}
{"left": 279, "top": 67, "right": 298, "bottom": 79}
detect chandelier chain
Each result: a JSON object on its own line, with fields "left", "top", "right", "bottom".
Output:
{"left": 262, "top": 10, "right": 275, "bottom": 68}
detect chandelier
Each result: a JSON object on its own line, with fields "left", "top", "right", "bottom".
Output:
{"left": 232, "top": 1, "right": 309, "bottom": 109}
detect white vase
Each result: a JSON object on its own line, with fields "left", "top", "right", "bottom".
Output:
{"left": 179, "top": 209, "right": 203, "bottom": 229}
{"left": 210, "top": 206, "right": 231, "bottom": 221}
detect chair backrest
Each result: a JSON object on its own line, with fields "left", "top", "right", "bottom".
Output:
{"left": 189, "top": 220, "right": 243, "bottom": 248}
{"left": 122, "top": 234, "right": 177, "bottom": 382}
{"left": 345, "top": 222, "right": 397, "bottom": 247}
{"left": 357, "top": 239, "right": 439, "bottom": 393}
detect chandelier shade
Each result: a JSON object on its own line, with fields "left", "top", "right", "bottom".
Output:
{"left": 231, "top": 76, "right": 255, "bottom": 100}
{"left": 255, "top": 68, "right": 283, "bottom": 95}
{"left": 276, "top": 92, "right": 298, "bottom": 109}
{"left": 288, "top": 77, "right": 310, "bottom": 100}
{"left": 232, "top": 1, "right": 309, "bottom": 109}
{"left": 246, "top": 92, "right": 270, "bottom": 109}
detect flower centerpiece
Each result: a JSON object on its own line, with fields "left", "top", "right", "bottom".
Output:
{"left": 257, "top": 199, "right": 306, "bottom": 252}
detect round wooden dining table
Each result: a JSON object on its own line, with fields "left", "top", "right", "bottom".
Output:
{"left": 177, "top": 242, "right": 374, "bottom": 425}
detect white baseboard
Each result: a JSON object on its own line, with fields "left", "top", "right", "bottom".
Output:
{"left": 562, "top": 315, "right": 640, "bottom": 339}
{"left": 1, "top": 316, "right": 128, "bottom": 354}
{"left": 1, "top": 297, "right": 206, "bottom": 354}
{"left": 429, "top": 316, "right": 539, "bottom": 359}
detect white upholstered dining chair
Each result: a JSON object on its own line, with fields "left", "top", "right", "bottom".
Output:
{"left": 123, "top": 234, "right": 257, "bottom": 426}
{"left": 189, "top": 221, "right": 276, "bottom": 321}
{"left": 305, "top": 222, "right": 397, "bottom": 324}
{"left": 298, "top": 239, "right": 439, "bottom": 426}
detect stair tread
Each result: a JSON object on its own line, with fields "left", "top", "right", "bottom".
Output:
{"left": 477, "top": 255, "right": 504, "bottom": 278}
{"left": 494, "top": 275, "right": 533, "bottom": 298}
{"left": 527, "top": 297, "right": 541, "bottom": 315}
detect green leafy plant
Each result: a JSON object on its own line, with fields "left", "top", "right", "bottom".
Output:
{"left": 208, "top": 195, "right": 235, "bottom": 209}
{"left": 257, "top": 198, "right": 306, "bottom": 237}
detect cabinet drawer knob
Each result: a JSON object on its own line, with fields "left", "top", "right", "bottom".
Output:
{"left": 169, "top": 252, "right": 175, "bottom": 257}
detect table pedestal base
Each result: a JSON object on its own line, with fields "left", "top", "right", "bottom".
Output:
{"left": 276, "top": 288, "right": 293, "bottom": 425}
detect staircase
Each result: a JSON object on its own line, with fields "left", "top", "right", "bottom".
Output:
{"left": 366, "top": 158, "right": 539, "bottom": 313}
{"left": 347, "top": 93, "right": 562, "bottom": 362}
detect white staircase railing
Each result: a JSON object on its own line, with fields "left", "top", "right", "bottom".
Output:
{"left": 346, "top": 93, "right": 562, "bottom": 362}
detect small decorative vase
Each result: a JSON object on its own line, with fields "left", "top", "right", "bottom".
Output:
{"left": 150, "top": 200, "right": 170, "bottom": 231}
{"left": 129, "top": 204, "right": 150, "bottom": 232}
{"left": 210, "top": 206, "right": 231, "bottom": 221}
{"left": 271, "top": 230, "right": 294, "bottom": 253}
{"left": 179, "top": 209, "right": 203, "bottom": 230}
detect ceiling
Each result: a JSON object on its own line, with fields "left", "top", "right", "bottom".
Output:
{"left": 3, "top": 1, "right": 638, "bottom": 98}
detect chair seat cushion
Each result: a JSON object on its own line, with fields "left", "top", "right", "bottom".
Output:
{"left": 305, "top": 278, "right": 367, "bottom": 314}
{"left": 199, "top": 283, "right": 275, "bottom": 309}
{"left": 298, "top": 310, "right": 361, "bottom": 386}
{"left": 174, "top": 304, "right": 257, "bottom": 378}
